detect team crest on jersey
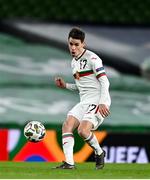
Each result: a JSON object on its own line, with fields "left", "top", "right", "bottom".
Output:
{"left": 73, "top": 71, "right": 80, "bottom": 80}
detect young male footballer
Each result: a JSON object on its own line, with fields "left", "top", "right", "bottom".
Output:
{"left": 54, "top": 27, "right": 111, "bottom": 170}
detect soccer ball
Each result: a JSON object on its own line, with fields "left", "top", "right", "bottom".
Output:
{"left": 24, "top": 121, "right": 46, "bottom": 142}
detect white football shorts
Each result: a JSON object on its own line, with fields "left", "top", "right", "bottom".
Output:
{"left": 67, "top": 102, "right": 104, "bottom": 130}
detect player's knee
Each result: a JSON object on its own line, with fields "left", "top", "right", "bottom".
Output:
{"left": 77, "top": 127, "right": 89, "bottom": 138}
{"left": 62, "top": 121, "right": 73, "bottom": 133}
{"left": 62, "top": 121, "right": 69, "bottom": 132}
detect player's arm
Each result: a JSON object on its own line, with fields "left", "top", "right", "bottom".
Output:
{"left": 91, "top": 55, "right": 111, "bottom": 118}
{"left": 55, "top": 77, "right": 66, "bottom": 88}
{"left": 55, "top": 77, "right": 78, "bottom": 91}
{"left": 98, "top": 76, "right": 111, "bottom": 118}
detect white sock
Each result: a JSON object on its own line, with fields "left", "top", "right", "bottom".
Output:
{"left": 62, "top": 133, "right": 74, "bottom": 165}
{"left": 85, "top": 132, "right": 103, "bottom": 155}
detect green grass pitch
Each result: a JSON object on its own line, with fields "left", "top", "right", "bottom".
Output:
{"left": 0, "top": 162, "right": 150, "bottom": 179}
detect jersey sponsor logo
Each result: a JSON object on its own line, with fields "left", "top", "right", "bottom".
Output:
{"left": 91, "top": 57, "right": 97, "bottom": 60}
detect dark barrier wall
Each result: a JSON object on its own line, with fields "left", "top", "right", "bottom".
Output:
{"left": 0, "top": 0, "right": 150, "bottom": 25}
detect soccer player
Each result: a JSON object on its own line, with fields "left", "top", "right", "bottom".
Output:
{"left": 54, "top": 27, "right": 111, "bottom": 170}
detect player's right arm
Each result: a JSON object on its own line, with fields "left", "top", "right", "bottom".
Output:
{"left": 55, "top": 77, "right": 66, "bottom": 88}
{"left": 55, "top": 77, "right": 78, "bottom": 91}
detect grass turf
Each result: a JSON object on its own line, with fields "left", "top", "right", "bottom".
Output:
{"left": 0, "top": 162, "right": 150, "bottom": 179}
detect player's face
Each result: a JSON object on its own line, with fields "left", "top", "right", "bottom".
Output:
{"left": 68, "top": 37, "right": 85, "bottom": 58}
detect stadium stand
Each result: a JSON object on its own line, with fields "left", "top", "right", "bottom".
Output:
{"left": 0, "top": 0, "right": 150, "bottom": 25}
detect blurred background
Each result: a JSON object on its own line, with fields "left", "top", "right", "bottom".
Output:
{"left": 0, "top": 0, "right": 150, "bottom": 163}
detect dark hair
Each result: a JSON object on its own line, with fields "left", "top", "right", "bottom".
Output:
{"left": 68, "top": 27, "right": 85, "bottom": 42}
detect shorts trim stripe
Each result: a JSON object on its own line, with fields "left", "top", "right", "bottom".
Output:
{"left": 95, "top": 105, "right": 99, "bottom": 113}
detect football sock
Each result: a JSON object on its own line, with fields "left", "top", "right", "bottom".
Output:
{"left": 62, "top": 132, "right": 74, "bottom": 165}
{"left": 85, "top": 132, "right": 103, "bottom": 155}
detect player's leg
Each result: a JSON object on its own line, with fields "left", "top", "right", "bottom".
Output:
{"left": 62, "top": 115, "right": 79, "bottom": 167}
{"left": 77, "top": 102, "right": 105, "bottom": 169}
{"left": 78, "top": 120, "right": 105, "bottom": 169}
{"left": 54, "top": 103, "right": 83, "bottom": 169}
{"left": 77, "top": 120, "right": 103, "bottom": 155}
{"left": 53, "top": 115, "right": 79, "bottom": 169}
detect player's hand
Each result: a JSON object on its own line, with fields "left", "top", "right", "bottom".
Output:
{"left": 54, "top": 77, "right": 66, "bottom": 88}
{"left": 98, "top": 104, "right": 110, "bottom": 118}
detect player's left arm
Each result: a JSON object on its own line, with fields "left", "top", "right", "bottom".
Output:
{"left": 98, "top": 76, "right": 111, "bottom": 118}
{"left": 91, "top": 55, "right": 111, "bottom": 118}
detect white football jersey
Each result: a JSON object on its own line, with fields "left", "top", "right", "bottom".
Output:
{"left": 71, "top": 49, "right": 111, "bottom": 106}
